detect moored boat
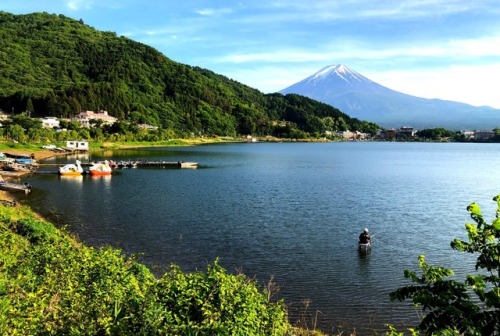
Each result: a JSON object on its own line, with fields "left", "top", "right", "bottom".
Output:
{"left": 89, "top": 160, "right": 112, "bottom": 176}
{"left": 59, "top": 160, "right": 83, "bottom": 176}
{"left": 0, "top": 175, "right": 32, "bottom": 194}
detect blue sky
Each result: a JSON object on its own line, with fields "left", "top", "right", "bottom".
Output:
{"left": 3, "top": 0, "right": 500, "bottom": 108}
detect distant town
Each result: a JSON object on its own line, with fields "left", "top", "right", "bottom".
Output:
{"left": 0, "top": 109, "right": 498, "bottom": 143}
{"left": 330, "top": 126, "right": 499, "bottom": 142}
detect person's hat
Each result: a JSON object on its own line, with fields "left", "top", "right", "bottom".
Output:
{"left": 364, "top": 228, "right": 369, "bottom": 233}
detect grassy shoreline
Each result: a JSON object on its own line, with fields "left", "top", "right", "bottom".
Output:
{"left": 1, "top": 136, "right": 332, "bottom": 161}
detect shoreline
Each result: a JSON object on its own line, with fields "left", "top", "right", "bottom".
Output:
{"left": 0, "top": 137, "right": 331, "bottom": 219}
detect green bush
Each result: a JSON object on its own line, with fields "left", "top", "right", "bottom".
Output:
{"left": 390, "top": 195, "right": 500, "bottom": 335}
{"left": 141, "top": 261, "right": 289, "bottom": 335}
{"left": 0, "top": 205, "right": 291, "bottom": 335}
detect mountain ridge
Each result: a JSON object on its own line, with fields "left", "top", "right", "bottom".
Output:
{"left": 0, "top": 12, "right": 379, "bottom": 137}
{"left": 280, "top": 64, "right": 500, "bottom": 130}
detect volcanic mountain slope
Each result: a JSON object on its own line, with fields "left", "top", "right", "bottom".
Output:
{"left": 280, "top": 64, "right": 500, "bottom": 130}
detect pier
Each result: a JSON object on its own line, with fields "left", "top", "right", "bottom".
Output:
{"left": 37, "top": 160, "right": 198, "bottom": 169}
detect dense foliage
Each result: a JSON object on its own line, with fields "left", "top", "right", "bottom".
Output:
{"left": 0, "top": 205, "right": 291, "bottom": 335}
{"left": 0, "top": 11, "right": 379, "bottom": 139}
{"left": 415, "top": 128, "right": 456, "bottom": 140}
{"left": 390, "top": 195, "right": 500, "bottom": 335}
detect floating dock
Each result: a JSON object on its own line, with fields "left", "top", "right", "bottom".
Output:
{"left": 136, "top": 161, "right": 198, "bottom": 169}
{"left": 37, "top": 161, "right": 198, "bottom": 169}
{"left": 0, "top": 181, "right": 32, "bottom": 194}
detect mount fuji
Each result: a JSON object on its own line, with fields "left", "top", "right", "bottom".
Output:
{"left": 279, "top": 64, "right": 500, "bottom": 130}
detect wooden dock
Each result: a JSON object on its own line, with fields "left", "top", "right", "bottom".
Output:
{"left": 136, "top": 161, "right": 198, "bottom": 169}
{"left": 37, "top": 161, "right": 198, "bottom": 169}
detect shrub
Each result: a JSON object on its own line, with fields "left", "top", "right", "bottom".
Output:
{"left": 390, "top": 195, "right": 500, "bottom": 335}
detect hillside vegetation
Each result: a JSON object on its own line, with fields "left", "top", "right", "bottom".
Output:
{"left": 0, "top": 11, "right": 378, "bottom": 138}
{"left": 0, "top": 204, "right": 293, "bottom": 335}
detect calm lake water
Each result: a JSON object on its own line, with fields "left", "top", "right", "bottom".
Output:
{"left": 16, "top": 142, "right": 500, "bottom": 334}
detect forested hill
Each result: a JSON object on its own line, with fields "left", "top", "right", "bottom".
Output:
{"left": 0, "top": 11, "right": 379, "bottom": 137}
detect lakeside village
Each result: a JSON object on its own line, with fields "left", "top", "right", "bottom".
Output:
{"left": 0, "top": 109, "right": 496, "bottom": 142}
{"left": 1, "top": 109, "right": 499, "bottom": 143}
{"left": 0, "top": 110, "right": 200, "bottom": 195}
{"left": 0, "top": 139, "right": 198, "bottom": 196}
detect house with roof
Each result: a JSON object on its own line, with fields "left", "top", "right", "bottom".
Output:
{"left": 72, "top": 110, "right": 117, "bottom": 128}
{"left": 41, "top": 116, "right": 60, "bottom": 129}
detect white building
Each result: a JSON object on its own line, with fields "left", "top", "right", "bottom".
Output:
{"left": 41, "top": 116, "right": 60, "bottom": 129}
{"left": 474, "top": 130, "right": 495, "bottom": 141}
{"left": 72, "top": 110, "right": 117, "bottom": 128}
{"left": 66, "top": 140, "right": 89, "bottom": 151}
{"left": 0, "top": 111, "right": 11, "bottom": 122}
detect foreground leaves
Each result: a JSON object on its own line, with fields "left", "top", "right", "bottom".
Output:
{"left": 390, "top": 195, "right": 500, "bottom": 335}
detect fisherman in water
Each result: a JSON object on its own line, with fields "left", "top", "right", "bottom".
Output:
{"left": 359, "top": 228, "right": 371, "bottom": 244}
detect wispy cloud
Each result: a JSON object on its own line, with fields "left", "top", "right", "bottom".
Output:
{"left": 241, "top": 0, "right": 487, "bottom": 24}
{"left": 217, "top": 34, "right": 500, "bottom": 65}
{"left": 66, "top": 0, "right": 94, "bottom": 11}
{"left": 195, "top": 7, "right": 233, "bottom": 16}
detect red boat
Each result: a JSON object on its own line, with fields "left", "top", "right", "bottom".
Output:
{"left": 88, "top": 161, "right": 112, "bottom": 176}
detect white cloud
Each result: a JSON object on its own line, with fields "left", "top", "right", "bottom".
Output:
{"left": 216, "top": 33, "right": 500, "bottom": 67}
{"left": 243, "top": 0, "right": 488, "bottom": 24}
{"left": 195, "top": 7, "right": 233, "bottom": 16}
{"left": 66, "top": 0, "right": 94, "bottom": 11}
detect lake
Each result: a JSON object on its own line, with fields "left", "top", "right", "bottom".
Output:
{"left": 17, "top": 142, "right": 500, "bottom": 334}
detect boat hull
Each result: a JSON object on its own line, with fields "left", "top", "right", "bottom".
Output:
{"left": 58, "top": 160, "right": 84, "bottom": 175}
{"left": 89, "top": 170, "right": 111, "bottom": 176}
{"left": 59, "top": 171, "right": 82, "bottom": 176}
{"left": 88, "top": 161, "right": 112, "bottom": 176}
{"left": 358, "top": 242, "right": 371, "bottom": 254}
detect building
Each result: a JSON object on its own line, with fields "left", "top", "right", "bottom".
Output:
{"left": 66, "top": 140, "right": 89, "bottom": 152}
{"left": 138, "top": 123, "right": 159, "bottom": 131}
{"left": 398, "top": 127, "right": 416, "bottom": 138}
{"left": 382, "top": 129, "right": 397, "bottom": 139}
{"left": 0, "top": 111, "right": 11, "bottom": 122}
{"left": 41, "top": 117, "right": 60, "bottom": 129}
{"left": 335, "top": 130, "right": 368, "bottom": 140}
{"left": 72, "top": 110, "right": 117, "bottom": 128}
{"left": 474, "top": 130, "right": 495, "bottom": 141}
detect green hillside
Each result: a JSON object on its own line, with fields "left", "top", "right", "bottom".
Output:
{"left": 0, "top": 11, "right": 378, "bottom": 137}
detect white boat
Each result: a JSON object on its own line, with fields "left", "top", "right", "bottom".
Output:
{"left": 59, "top": 160, "right": 84, "bottom": 176}
{"left": 88, "top": 160, "right": 112, "bottom": 176}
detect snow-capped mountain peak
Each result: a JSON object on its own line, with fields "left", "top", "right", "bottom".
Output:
{"left": 308, "top": 64, "right": 372, "bottom": 85}
{"left": 279, "top": 64, "right": 500, "bottom": 129}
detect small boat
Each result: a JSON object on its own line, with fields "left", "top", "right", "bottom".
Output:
{"left": 1, "top": 162, "right": 35, "bottom": 172}
{"left": 178, "top": 161, "right": 198, "bottom": 169}
{"left": 0, "top": 176, "right": 32, "bottom": 194}
{"left": 89, "top": 160, "right": 112, "bottom": 176}
{"left": 358, "top": 242, "right": 372, "bottom": 254}
{"left": 59, "top": 160, "right": 83, "bottom": 176}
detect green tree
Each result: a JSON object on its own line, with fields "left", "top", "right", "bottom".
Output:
{"left": 390, "top": 195, "right": 500, "bottom": 335}
{"left": 5, "top": 124, "right": 28, "bottom": 143}
{"left": 25, "top": 97, "right": 34, "bottom": 115}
